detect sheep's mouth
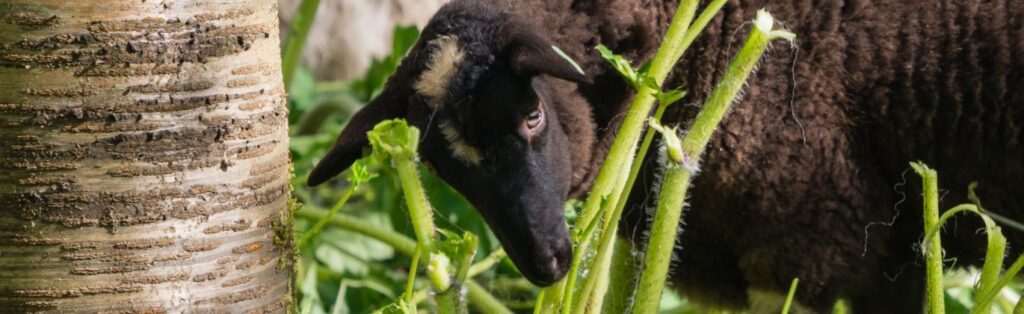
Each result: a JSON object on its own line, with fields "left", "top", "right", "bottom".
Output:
{"left": 482, "top": 211, "right": 573, "bottom": 286}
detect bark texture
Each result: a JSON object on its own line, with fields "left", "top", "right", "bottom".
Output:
{"left": 0, "top": 0, "right": 293, "bottom": 312}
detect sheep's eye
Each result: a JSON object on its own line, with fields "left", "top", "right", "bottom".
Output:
{"left": 519, "top": 103, "right": 546, "bottom": 140}
{"left": 526, "top": 108, "right": 543, "bottom": 130}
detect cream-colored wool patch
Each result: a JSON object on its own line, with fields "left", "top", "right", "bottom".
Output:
{"left": 414, "top": 35, "right": 464, "bottom": 108}
{"left": 439, "top": 120, "right": 482, "bottom": 166}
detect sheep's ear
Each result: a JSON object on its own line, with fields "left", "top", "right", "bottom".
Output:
{"left": 307, "top": 92, "right": 404, "bottom": 186}
{"left": 502, "top": 26, "right": 592, "bottom": 84}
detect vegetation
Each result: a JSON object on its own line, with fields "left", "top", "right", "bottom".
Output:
{"left": 283, "top": 2, "right": 1024, "bottom": 314}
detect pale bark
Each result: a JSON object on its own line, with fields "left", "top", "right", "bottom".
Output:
{"left": 0, "top": 0, "right": 293, "bottom": 312}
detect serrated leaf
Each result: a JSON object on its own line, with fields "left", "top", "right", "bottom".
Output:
{"left": 596, "top": 44, "right": 643, "bottom": 88}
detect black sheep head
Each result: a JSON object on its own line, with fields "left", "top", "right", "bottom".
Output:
{"left": 306, "top": 0, "right": 591, "bottom": 286}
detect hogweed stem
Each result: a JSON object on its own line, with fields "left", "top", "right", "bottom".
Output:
{"left": 633, "top": 11, "right": 794, "bottom": 314}
{"left": 912, "top": 162, "right": 944, "bottom": 314}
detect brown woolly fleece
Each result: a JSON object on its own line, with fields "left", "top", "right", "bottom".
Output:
{"left": 515, "top": 0, "right": 1024, "bottom": 312}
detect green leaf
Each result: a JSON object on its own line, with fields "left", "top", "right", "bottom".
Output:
{"left": 322, "top": 222, "right": 396, "bottom": 261}
{"left": 392, "top": 25, "right": 421, "bottom": 58}
{"left": 348, "top": 158, "right": 380, "bottom": 184}
{"left": 315, "top": 217, "right": 397, "bottom": 277}
{"left": 315, "top": 244, "right": 368, "bottom": 276}
{"left": 596, "top": 44, "right": 643, "bottom": 89}
{"left": 289, "top": 67, "right": 319, "bottom": 120}
{"left": 944, "top": 288, "right": 973, "bottom": 314}
{"left": 300, "top": 263, "right": 327, "bottom": 314}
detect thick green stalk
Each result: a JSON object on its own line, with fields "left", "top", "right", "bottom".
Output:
{"left": 633, "top": 12, "right": 794, "bottom": 314}
{"left": 584, "top": 259, "right": 611, "bottom": 314}
{"left": 552, "top": 1, "right": 699, "bottom": 311}
{"left": 435, "top": 287, "right": 466, "bottom": 314}
{"left": 601, "top": 238, "right": 640, "bottom": 314}
{"left": 632, "top": 163, "right": 692, "bottom": 313}
{"left": 282, "top": 0, "right": 321, "bottom": 90}
{"left": 671, "top": 0, "right": 729, "bottom": 64}
{"left": 911, "top": 162, "right": 944, "bottom": 314}
{"left": 572, "top": 0, "right": 697, "bottom": 242}
{"left": 394, "top": 160, "right": 438, "bottom": 253}
{"left": 573, "top": 0, "right": 724, "bottom": 300}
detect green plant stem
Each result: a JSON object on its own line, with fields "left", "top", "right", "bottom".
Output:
{"left": 582, "top": 259, "right": 611, "bottom": 314}
{"left": 633, "top": 13, "right": 792, "bottom": 313}
{"left": 563, "top": 1, "right": 729, "bottom": 310}
{"left": 282, "top": 0, "right": 321, "bottom": 90}
{"left": 534, "top": 289, "right": 547, "bottom": 314}
{"left": 613, "top": 0, "right": 728, "bottom": 224}
{"left": 552, "top": 1, "right": 700, "bottom": 312}
{"left": 782, "top": 278, "right": 800, "bottom": 314}
{"left": 404, "top": 248, "right": 421, "bottom": 312}
{"left": 601, "top": 238, "right": 639, "bottom": 314}
{"left": 976, "top": 253, "right": 1024, "bottom": 312}
{"left": 632, "top": 162, "right": 692, "bottom": 313}
{"left": 919, "top": 203, "right": 1005, "bottom": 314}
{"left": 297, "top": 184, "right": 356, "bottom": 247}
{"left": 394, "top": 159, "right": 438, "bottom": 253}
{"left": 295, "top": 209, "right": 416, "bottom": 254}
{"left": 293, "top": 94, "right": 361, "bottom": 135}
{"left": 467, "top": 280, "right": 513, "bottom": 314}
{"left": 671, "top": 0, "right": 728, "bottom": 63}
{"left": 572, "top": 0, "right": 697, "bottom": 245}
{"left": 294, "top": 208, "right": 512, "bottom": 314}
{"left": 912, "top": 162, "right": 944, "bottom": 314}
{"left": 435, "top": 288, "right": 464, "bottom": 314}
{"left": 468, "top": 249, "right": 506, "bottom": 277}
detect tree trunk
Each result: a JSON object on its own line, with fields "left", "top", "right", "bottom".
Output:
{"left": 0, "top": 0, "right": 293, "bottom": 312}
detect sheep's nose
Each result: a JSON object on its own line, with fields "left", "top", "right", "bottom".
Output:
{"left": 531, "top": 237, "right": 573, "bottom": 286}
{"left": 550, "top": 237, "right": 572, "bottom": 275}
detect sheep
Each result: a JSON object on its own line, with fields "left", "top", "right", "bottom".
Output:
{"left": 308, "top": 0, "right": 1024, "bottom": 312}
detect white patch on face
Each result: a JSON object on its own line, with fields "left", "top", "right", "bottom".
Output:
{"left": 439, "top": 120, "right": 482, "bottom": 166}
{"left": 414, "top": 35, "right": 464, "bottom": 109}
{"left": 747, "top": 289, "right": 813, "bottom": 314}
